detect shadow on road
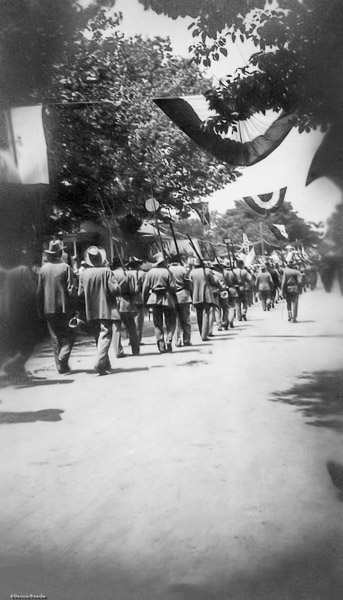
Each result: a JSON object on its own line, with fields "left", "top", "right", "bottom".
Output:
{"left": 271, "top": 368, "right": 343, "bottom": 433}
{"left": 1, "top": 533, "right": 343, "bottom": 600}
{"left": 0, "top": 408, "right": 64, "bottom": 424}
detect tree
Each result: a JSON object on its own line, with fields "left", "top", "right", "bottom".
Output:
{"left": 205, "top": 200, "right": 320, "bottom": 249}
{"left": 138, "top": 0, "right": 343, "bottom": 134}
{"left": 43, "top": 9, "right": 240, "bottom": 234}
{"left": 0, "top": 0, "right": 114, "bottom": 107}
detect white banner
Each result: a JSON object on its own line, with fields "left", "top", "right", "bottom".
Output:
{"left": 0, "top": 105, "right": 49, "bottom": 184}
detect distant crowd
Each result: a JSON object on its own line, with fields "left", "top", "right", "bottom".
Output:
{"left": 0, "top": 241, "right": 317, "bottom": 382}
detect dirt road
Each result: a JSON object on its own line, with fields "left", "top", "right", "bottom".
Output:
{"left": 1, "top": 286, "right": 343, "bottom": 600}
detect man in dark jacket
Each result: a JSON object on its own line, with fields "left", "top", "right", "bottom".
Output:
{"left": 78, "top": 246, "right": 120, "bottom": 374}
{"left": 38, "top": 240, "right": 75, "bottom": 374}
{"left": 142, "top": 252, "right": 176, "bottom": 353}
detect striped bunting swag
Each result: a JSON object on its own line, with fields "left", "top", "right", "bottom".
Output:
{"left": 243, "top": 187, "right": 287, "bottom": 215}
{"left": 153, "top": 95, "right": 294, "bottom": 168}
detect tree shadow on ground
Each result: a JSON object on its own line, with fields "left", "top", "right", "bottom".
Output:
{"left": 0, "top": 409, "right": 64, "bottom": 424}
{"left": 271, "top": 368, "right": 343, "bottom": 433}
{"left": 1, "top": 533, "right": 342, "bottom": 600}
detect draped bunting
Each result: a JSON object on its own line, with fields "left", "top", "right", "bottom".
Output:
{"left": 243, "top": 187, "right": 287, "bottom": 215}
{"left": 153, "top": 95, "right": 294, "bottom": 167}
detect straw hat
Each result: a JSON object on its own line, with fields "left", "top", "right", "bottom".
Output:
{"left": 85, "top": 246, "right": 107, "bottom": 267}
{"left": 44, "top": 240, "right": 66, "bottom": 255}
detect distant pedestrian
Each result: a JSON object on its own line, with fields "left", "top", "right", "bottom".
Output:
{"left": 37, "top": 240, "right": 76, "bottom": 374}
{"left": 281, "top": 260, "right": 303, "bottom": 322}
{"left": 222, "top": 259, "right": 239, "bottom": 328}
{"left": 78, "top": 246, "right": 120, "bottom": 375}
{"left": 255, "top": 264, "right": 274, "bottom": 311}
{"left": 142, "top": 252, "right": 176, "bottom": 353}
{"left": 233, "top": 259, "right": 252, "bottom": 321}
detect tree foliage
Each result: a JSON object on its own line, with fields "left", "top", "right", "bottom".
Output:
{"left": 0, "top": 2, "right": 241, "bottom": 238}
{"left": 139, "top": 0, "right": 343, "bottom": 133}
{"left": 43, "top": 9, "right": 240, "bottom": 233}
{"left": 173, "top": 200, "right": 321, "bottom": 249}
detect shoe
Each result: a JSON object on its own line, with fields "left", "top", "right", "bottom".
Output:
{"left": 229, "top": 323, "right": 234, "bottom": 328}
{"left": 166, "top": 341, "right": 173, "bottom": 352}
{"left": 157, "top": 340, "right": 166, "bottom": 353}
{"left": 292, "top": 317, "right": 297, "bottom": 323}
{"left": 288, "top": 314, "right": 292, "bottom": 322}
{"left": 116, "top": 352, "right": 125, "bottom": 358}
{"left": 58, "top": 360, "right": 70, "bottom": 374}
{"left": 176, "top": 340, "right": 183, "bottom": 347}
{"left": 95, "top": 366, "right": 109, "bottom": 376}
{"left": 243, "top": 315, "right": 247, "bottom": 321}
{"left": 217, "top": 327, "right": 223, "bottom": 331}
{"left": 184, "top": 341, "right": 192, "bottom": 346}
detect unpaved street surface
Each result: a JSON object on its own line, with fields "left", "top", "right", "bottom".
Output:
{"left": 1, "top": 286, "right": 343, "bottom": 600}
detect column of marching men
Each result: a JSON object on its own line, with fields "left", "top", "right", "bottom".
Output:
{"left": 36, "top": 240, "right": 306, "bottom": 376}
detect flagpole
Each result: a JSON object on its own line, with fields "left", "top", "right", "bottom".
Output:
{"left": 260, "top": 221, "right": 265, "bottom": 257}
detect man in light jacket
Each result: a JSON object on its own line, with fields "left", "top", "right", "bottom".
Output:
{"left": 189, "top": 257, "right": 221, "bottom": 341}
{"left": 142, "top": 252, "right": 176, "bottom": 353}
{"left": 78, "top": 246, "right": 120, "bottom": 375}
{"left": 168, "top": 252, "right": 192, "bottom": 347}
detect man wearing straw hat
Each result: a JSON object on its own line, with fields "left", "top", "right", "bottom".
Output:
{"left": 38, "top": 240, "right": 76, "bottom": 374}
{"left": 78, "top": 246, "right": 120, "bottom": 375}
{"left": 142, "top": 252, "right": 176, "bottom": 353}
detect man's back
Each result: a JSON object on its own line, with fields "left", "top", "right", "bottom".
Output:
{"left": 38, "top": 261, "right": 73, "bottom": 314}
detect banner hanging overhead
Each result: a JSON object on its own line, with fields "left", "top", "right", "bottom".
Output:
{"left": 154, "top": 95, "right": 294, "bottom": 168}
{"left": 243, "top": 187, "right": 287, "bottom": 215}
{"left": 0, "top": 105, "right": 49, "bottom": 184}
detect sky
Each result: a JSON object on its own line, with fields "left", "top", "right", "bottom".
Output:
{"left": 112, "top": 0, "right": 342, "bottom": 224}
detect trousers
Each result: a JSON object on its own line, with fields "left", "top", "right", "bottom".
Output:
{"left": 113, "top": 312, "right": 140, "bottom": 357}
{"left": 46, "top": 314, "right": 75, "bottom": 372}
{"left": 195, "top": 303, "right": 212, "bottom": 340}
{"left": 89, "top": 319, "right": 121, "bottom": 371}
{"left": 152, "top": 306, "right": 176, "bottom": 343}
{"left": 174, "top": 303, "right": 192, "bottom": 344}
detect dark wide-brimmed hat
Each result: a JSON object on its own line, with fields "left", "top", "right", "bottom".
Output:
{"left": 85, "top": 246, "right": 107, "bottom": 267}
{"left": 44, "top": 240, "right": 66, "bottom": 255}
{"left": 126, "top": 255, "right": 143, "bottom": 267}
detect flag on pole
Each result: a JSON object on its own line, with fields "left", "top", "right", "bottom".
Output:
{"left": 0, "top": 105, "right": 49, "bottom": 184}
{"left": 153, "top": 95, "right": 294, "bottom": 167}
{"left": 191, "top": 201, "right": 210, "bottom": 226}
{"left": 273, "top": 223, "right": 289, "bottom": 238}
{"left": 243, "top": 187, "right": 287, "bottom": 215}
{"left": 245, "top": 246, "right": 256, "bottom": 267}
{"left": 242, "top": 233, "right": 250, "bottom": 253}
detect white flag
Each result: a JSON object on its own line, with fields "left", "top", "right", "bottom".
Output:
{"left": 273, "top": 223, "right": 288, "bottom": 238}
{"left": 245, "top": 247, "right": 256, "bottom": 268}
{"left": 0, "top": 105, "right": 49, "bottom": 184}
